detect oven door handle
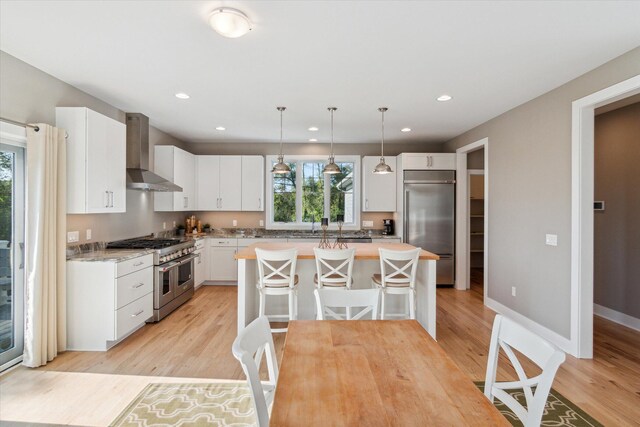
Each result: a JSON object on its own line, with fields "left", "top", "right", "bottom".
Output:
{"left": 175, "top": 254, "right": 198, "bottom": 267}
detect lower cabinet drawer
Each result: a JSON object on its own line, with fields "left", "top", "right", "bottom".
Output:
{"left": 115, "top": 293, "right": 152, "bottom": 340}
{"left": 115, "top": 267, "right": 153, "bottom": 309}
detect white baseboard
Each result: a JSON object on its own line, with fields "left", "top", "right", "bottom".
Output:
{"left": 594, "top": 304, "right": 640, "bottom": 332}
{"left": 485, "top": 297, "right": 574, "bottom": 355}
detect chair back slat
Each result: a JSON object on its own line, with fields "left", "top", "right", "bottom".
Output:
{"left": 378, "top": 248, "right": 421, "bottom": 288}
{"left": 232, "top": 316, "right": 279, "bottom": 427}
{"left": 314, "top": 288, "right": 380, "bottom": 320}
{"left": 313, "top": 248, "right": 355, "bottom": 288}
{"left": 256, "top": 248, "right": 297, "bottom": 288}
{"left": 484, "top": 315, "right": 566, "bottom": 427}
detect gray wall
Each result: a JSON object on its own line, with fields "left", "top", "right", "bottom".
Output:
{"left": 594, "top": 102, "right": 640, "bottom": 319}
{"left": 444, "top": 46, "right": 640, "bottom": 339}
{"left": 0, "top": 51, "right": 187, "bottom": 244}
{"left": 467, "top": 148, "right": 485, "bottom": 170}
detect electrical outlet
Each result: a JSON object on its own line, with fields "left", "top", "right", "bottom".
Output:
{"left": 233, "top": 219, "right": 238, "bottom": 227}
{"left": 545, "top": 234, "right": 558, "bottom": 246}
{"left": 259, "top": 220, "right": 264, "bottom": 227}
{"left": 512, "top": 286, "right": 516, "bottom": 297}
{"left": 67, "top": 231, "right": 79, "bottom": 243}
{"left": 162, "top": 222, "right": 166, "bottom": 230}
{"left": 362, "top": 220, "right": 374, "bottom": 228}
{"left": 86, "top": 229, "right": 92, "bottom": 240}
{"left": 172, "top": 221, "right": 176, "bottom": 228}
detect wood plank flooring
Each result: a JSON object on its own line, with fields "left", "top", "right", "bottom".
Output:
{"left": 29, "top": 276, "right": 640, "bottom": 426}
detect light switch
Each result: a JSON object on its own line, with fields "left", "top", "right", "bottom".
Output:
{"left": 67, "top": 231, "right": 79, "bottom": 243}
{"left": 163, "top": 222, "right": 166, "bottom": 230}
{"left": 259, "top": 220, "right": 264, "bottom": 227}
{"left": 233, "top": 219, "right": 238, "bottom": 227}
{"left": 545, "top": 234, "right": 558, "bottom": 246}
{"left": 86, "top": 229, "right": 92, "bottom": 240}
{"left": 362, "top": 220, "right": 374, "bottom": 228}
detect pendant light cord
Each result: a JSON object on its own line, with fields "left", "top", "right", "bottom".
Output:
{"left": 280, "top": 108, "right": 283, "bottom": 156}
{"left": 330, "top": 108, "right": 334, "bottom": 159}
{"left": 381, "top": 108, "right": 385, "bottom": 158}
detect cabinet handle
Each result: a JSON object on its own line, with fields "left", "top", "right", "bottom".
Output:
{"left": 105, "top": 190, "right": 110, "bottom": 208}
{"left": 258, "top": 197, "right": 261, "bottom": 209}
{"left": 132, "top": 282, "right": 145, "bottom": 289}
{"left": 219, "top": 197, "right": 222, "bottom": 208}
{"left": 131, "top": 310, "right": 144, "bottom": 317}
{"left": 110, "top": 191, "right": 114, "bottom": 208}
{"left": 365, "top": 199, "right": 369, "bottom": 209}
{"left": 133, "top": 261, "right": 144, "bottom": 267}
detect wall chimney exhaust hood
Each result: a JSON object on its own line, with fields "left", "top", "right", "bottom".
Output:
{"left": 126, "top": 113, "right": 182, "bottom": 192}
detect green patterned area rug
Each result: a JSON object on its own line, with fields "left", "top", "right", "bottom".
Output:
{"left": 474, "top": 382, "right": 603, "bottom": 427}
{"left": 110, "top": 382, "right": 256, "bottom": 427}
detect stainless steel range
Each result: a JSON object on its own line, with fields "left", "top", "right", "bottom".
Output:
{"left": 107, "top": 236, "right": 197, "bottom": 322}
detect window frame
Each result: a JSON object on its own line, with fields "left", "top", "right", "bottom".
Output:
{"left": 265, "top": 155, "right": 361, "bottom": 230}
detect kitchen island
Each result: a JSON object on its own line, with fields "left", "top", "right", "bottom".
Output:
{"left": 235, "top": 242, "right": 439, "bottom": 338}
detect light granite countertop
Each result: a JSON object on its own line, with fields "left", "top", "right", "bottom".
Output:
{"left": 67, "top": 249, "right": 154, "bottom": 262}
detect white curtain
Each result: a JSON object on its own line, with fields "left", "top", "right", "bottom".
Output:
{"left": 23, "top": 124, "right": 67, "bottom": 367}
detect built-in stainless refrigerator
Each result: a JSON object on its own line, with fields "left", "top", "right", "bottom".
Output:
{"left": 403, "top": 170, "right": 455, "bottom": 285}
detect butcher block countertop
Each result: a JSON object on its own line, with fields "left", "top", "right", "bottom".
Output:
{"left": 235, "top": 242, "right": 439, "bottom": 260}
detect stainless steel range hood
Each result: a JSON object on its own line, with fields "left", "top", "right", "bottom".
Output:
{"left": 126, "top": 113, "right": 182, "bottom": 192}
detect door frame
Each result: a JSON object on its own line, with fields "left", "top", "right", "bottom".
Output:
{"left": 455, "top": 138, "right": 488, "bottom": 296}
{"left": 571, "top": 74, "right": 640, "bottom": 358}
{"left": 0, "top": 121, "right": 27, "bottom": 371}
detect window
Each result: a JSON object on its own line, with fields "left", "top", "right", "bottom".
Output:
{"left": 266, "top": 156, "right": 360, "bottom": 230}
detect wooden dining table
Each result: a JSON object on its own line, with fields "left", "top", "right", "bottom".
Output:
{"left": 269, "top": 320, "right": 510, "bottom": 426}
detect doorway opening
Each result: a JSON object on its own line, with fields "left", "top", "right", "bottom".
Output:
{"left": 455, "top": 138, "right": 488, "bottom": 301}
{"left": 571, "top": 74, "right": 640, "bottom": 358}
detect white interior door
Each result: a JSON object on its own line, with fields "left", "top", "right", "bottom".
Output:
{"left": 0, "top": 140, "right": 25, "bottom": 369}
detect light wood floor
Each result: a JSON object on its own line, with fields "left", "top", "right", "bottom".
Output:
{"left": 19, "top": 276, "right": 640, "bottom": 426}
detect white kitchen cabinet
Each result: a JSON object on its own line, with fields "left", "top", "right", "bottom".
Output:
{"left": 196, "top": 156, "right": 242, "bottom": 211}
{"left": 241, "top": 156, "right": 265, "bottom": 211}
{"left": 154, "top": 146, "right": 196, "bottom": 211}
{"left": 194, "top": 238, "right": 208, "bottom": 288}
{"left": 56, "top": 107, "right": 126, "bottom": 213}
{"left": 209, "top": 238, "right": 238, "bottom": 282}
{"left": 67, "top": 253, "right": 153, "bottom": 351}
{"left": 362, "top": 156, "right": 397, "bottom": 212}
{"left": 401, "top": 153, "right": 456, "bottom": 170}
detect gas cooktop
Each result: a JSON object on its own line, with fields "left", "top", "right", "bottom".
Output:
{"left": 106, "top": 238, "right": 182, "bottom": 250}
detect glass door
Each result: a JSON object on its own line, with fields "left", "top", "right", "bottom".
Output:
{"left": 0, "top": 143, "right": 25, "bottom": 369}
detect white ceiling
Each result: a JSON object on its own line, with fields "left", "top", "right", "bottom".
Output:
{"left": 1, "top": 1, "right": 640, "bottom": 145}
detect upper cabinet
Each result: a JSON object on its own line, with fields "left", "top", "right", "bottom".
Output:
{"left": 362, "top": 156, "right": 397, "bottom": 212}
{"left": 401, "top": 153, "right": 456, "bottom": 170}
{"left": 196, "top": 155, "right": 242, "bottom": 211}
{"left": 154, "top": 146, "right": 196, "bottom": 211}
{"left": 56, "top": 107, "right": 126, "bottom": 214}
{"left": 241, "top": 156, "right": 264, "bottom": 211}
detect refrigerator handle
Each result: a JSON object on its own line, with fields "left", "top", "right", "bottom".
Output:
{"left": 404, "top": 190, "right": 410, "bottom": 243}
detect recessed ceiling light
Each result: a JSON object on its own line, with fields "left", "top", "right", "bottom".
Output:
{"left": 208, "top": 8, "right": 252, "bottom": 38}
{"left": 308, "top": 127, "right": 319, "bottom": 131}
{"left": 437, "top": 94, "right": 452, "bottom": 102}
{"left": 215, "top": 126, "right": 226, "bottom": 131}
{"left": 401, "top": 128, "right": 412, "bottom": 132}
{"left": 309, "top": 138, "right": 318, "bottom": 142}
{"left": 175, "top": 92, "right": 190, "bottom": 99}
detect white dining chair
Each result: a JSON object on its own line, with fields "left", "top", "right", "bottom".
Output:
{"left": 314, "top": 288, "right": 381, "bottom": 320}
{"left": 232, "top": 316, "right": 279, "bottom": 427}
{"left": 313, "top": 247, "right": 356, "bottom": 289}
{"left": 372, "top": 247, "right": 421, "bottom": 319}
{"left": 484, "top": 314, "right": 566, "bottom": 427}
{"left": 256, "top": 247, "right": 298, "bottom": 333}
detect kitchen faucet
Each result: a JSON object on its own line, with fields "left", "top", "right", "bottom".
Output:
{"left": 311, "top": 215, "right": 316, "bottom": 234}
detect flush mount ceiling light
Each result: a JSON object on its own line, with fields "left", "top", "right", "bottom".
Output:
{"left": 175, "top": 92, "right": 190, "bottom": 99}
{"left": 272, "top": 106, "right": 291, "bottom": 174}
{"left": 323, "top": 107, "right": 341, "bottom": 175}
{"left": 437, "top": 94, "right": 452, "bottom": 102}
{"left": 215, "top": 126, "right": 225, "bottom": 131}
{"left": 308, "top": 126, "right": 319, "bottom": 131}
{"left": 373, "top": 107, "right": 393, "bottom": 174}
{"left": 401, "top": 127, "right": 412, "bottom": 132}
{"left": 208, "top": 7, "right": 252, "bottom": 38}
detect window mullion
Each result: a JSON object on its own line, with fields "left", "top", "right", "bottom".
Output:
{"left": 324, "top": 172, "right": 330, "bottom": 219}
{"left": 296, "top": 160, "right": 303, "bottom": 224}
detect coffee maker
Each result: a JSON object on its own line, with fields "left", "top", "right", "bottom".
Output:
{"left": 382, "top": 219, "right": 395, "bottom": 235}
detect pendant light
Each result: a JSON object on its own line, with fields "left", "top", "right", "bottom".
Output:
{"left": 323, "top": 107, "right": 341, "bottom": 174}
{"left": 272, "top": 106, "right": 291, "bottom": 174}
{"left": 373, "top": 107, "right": 393, "bottom": 174}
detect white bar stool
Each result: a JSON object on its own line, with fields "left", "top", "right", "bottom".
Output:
{"left": 256, "top": 248, "right": 299, "bottom": 333}
{"left": 313, "top": 247, "right": 355, "bottom": 319}
{"left": 372, "top": 247, "right": 421, "bottom": 319}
